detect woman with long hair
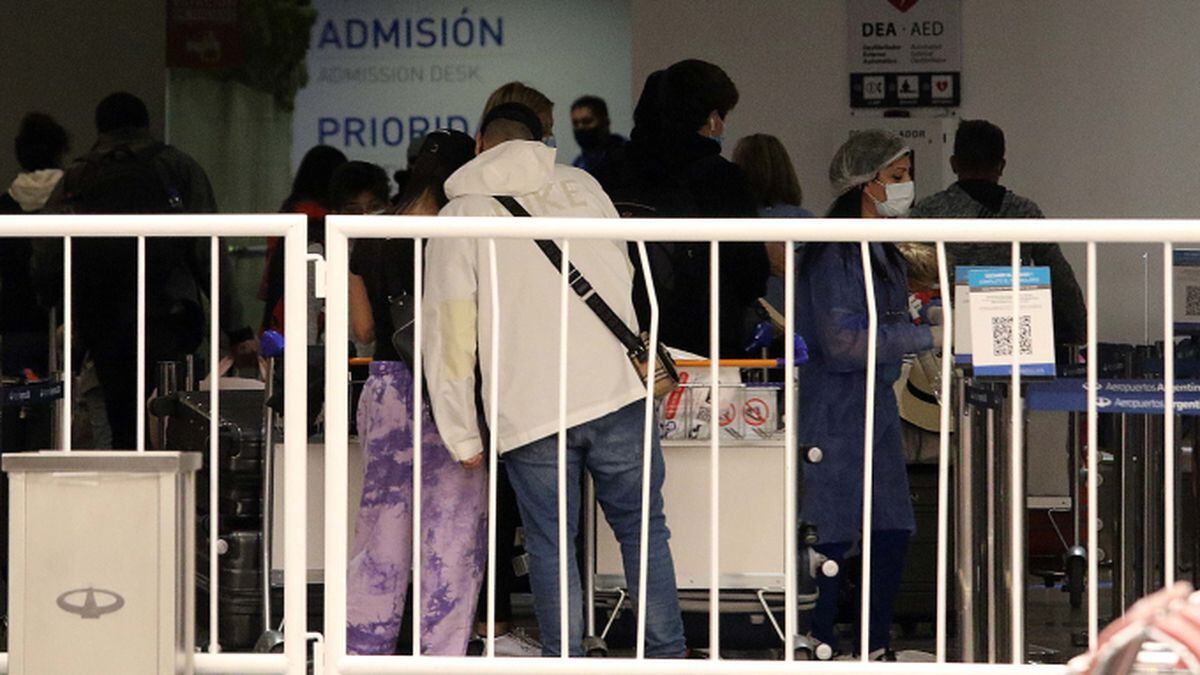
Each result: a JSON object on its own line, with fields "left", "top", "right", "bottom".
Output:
{"left": 344, "top": 131, "right": 487, "bottom": 655}
{"left": 260, "top": 145, "right": 348, "bottom": 332}
{"left": 796, "top": 130, "right": 941, "bottom": 660}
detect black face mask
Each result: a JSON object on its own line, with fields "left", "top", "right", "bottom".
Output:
{"left": 573, "top": 127, "right": 605, "bottom": 151}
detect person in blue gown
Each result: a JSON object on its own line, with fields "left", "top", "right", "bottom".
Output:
{"left": 796, "top": 129, "right": 942, "bottom": 659}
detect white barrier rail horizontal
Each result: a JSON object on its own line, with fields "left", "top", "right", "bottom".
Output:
{"left": 333, "top": 215, "right": 1200, "bottom": 242}
{"left": 0, "top": 213, "right": 298, "bottom": 237}
{"left": 339, "top": 656, "right": 1067, "bottom": 675}
{"left": 195, "top": 653, "right": 289, "bottom": 673}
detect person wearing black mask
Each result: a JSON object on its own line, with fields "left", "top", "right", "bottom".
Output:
{"left": 569, "top": 95, "right": 625, "bottom": 191}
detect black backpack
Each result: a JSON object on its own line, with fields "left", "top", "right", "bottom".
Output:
{"left": 65, "top": 143, "right": 184, "bottom": 214}
{"left": 609, "top": 158, "right": 718, "bottom": 342}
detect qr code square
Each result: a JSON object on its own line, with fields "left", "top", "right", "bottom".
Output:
{"left": 1188, "top": 286, "right": 1200, "bottom": 316}
{"left": 991, "top": 315, "right": 1033, "bottom": 357}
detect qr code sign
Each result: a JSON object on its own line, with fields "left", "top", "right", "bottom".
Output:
{"left": 1188, "top": 286, "right": 1200, "bottom": 316}
{"left": 991, "top": 315, "right": 1033, "bottom": 357}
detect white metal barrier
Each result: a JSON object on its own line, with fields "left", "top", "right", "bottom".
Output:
{"left": 320, "top": 215, "right": 1197, "bottom": 674}
{"left": 0, "top": 214, "right": 309, "bottom": 675}
{"left": 1, "top": 214, "right": 1190, "bottom": 673}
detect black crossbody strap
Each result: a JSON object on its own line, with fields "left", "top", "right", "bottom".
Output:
{"left": 493, "top": 195, "right": 646, "bottom": 358}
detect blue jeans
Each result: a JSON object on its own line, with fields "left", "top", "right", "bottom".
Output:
{"left": 503, "top": 401, "right": 685, "bottom": 657}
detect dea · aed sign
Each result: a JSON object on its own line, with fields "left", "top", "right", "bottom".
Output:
{"left": 57, "top": 587, "right": 125, "bottom": 619}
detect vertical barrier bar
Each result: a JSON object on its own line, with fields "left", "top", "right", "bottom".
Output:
{"left": 1164, "top": 242, "right": 1176, "bottom": 586}
{"left": 1086, "top": 242, "right": 1099, "bottom": 648}
{"left": 858, "top": 241, "right": 878, "bottom": 662}
{"left": 486, "top": 239, "right": 501, "bottom": 658}
{"left": 283, "top": 221, "right": 309, "bottom": 675}
{"left": 209, "top": 235, "right": 221, "bottom": 653}
{"left": 137, "top": 235, "right": 146, "bottom": 451}
{"left": 557, "top": 239, "right": 571, "bottom": 658}
{"left": 709, "top": 241, "right": 720, "bottom": 659}
{"left": 783, "top": 242, "right": 797, "bottom": 660}
{"left": 324, "top": 225, "right": 350, "bottom": 672}
{"left": 935, "top": 242, "right": 953, "bottom": 662}
{"left": 1010, "top": 242, "right": 1025, "bottom": 663}
{"left": 63, "top": 236, "right": 72, "bottom": 451}
{"left": 634, "top": 242, "right": 659, "bottom": 660}
{"left": 412, "top": 236, "right": 425, "bottom": 656}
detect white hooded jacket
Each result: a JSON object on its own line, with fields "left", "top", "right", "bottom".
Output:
{"left": 424, "top": 140, "right": 645, "bottom": 461}
{"left": 8, "top": 169, "right": 64, "bottom": 212}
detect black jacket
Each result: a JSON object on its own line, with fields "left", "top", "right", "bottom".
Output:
{"left": 613, "top": 129, "right": 769, "bottom": 356}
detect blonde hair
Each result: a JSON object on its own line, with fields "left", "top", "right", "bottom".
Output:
{"left": 481, "top": 82, "right": 554, "bottom": 137}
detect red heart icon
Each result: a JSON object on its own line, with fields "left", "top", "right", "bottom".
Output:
{"left": 936, "top": 80, "right": 948, "bottom": 92}
{"left": 888, "top": 0, "right": 919, "bottom": 12}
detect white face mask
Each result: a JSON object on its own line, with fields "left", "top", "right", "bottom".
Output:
{"left": 870, "top": 179, "right": 914, "bottom": 217}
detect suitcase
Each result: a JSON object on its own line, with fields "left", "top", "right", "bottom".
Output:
{"left": 163, "top": 389, "right": 269, "bottom": 651}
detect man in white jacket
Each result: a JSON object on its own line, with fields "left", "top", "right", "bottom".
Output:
{"left": 424, "top": 102, "right": 685, "bottom": 657}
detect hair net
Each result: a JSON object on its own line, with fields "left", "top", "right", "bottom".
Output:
{"left": 828, "top": 129, "right": 910, "bottom": 195}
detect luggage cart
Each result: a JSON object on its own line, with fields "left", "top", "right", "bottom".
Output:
{"left": 584, "top": 359, "right": 834, "bottom": 659}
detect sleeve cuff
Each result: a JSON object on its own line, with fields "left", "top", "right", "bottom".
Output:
{"left": 444, "top": 436, "right": 484, "bottom": 463}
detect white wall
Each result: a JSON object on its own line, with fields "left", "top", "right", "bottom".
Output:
{"left": 631, "top": 0, "right": 1197, "bottom": 344}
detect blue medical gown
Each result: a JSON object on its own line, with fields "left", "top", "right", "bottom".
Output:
{"left": 795, "top": 243, "right": 932, "bottom": 545}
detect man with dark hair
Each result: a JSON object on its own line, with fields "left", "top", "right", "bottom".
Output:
{"left": 424, "top": 100, "right": 686, "bottom": 658}
{"left": 610, "top": 60, "right": 771, "bottom": 357}
{"left": 569, "top": 95, "right": 625, "bottom": 189}
{"left": 329, "top": 161, "right": 390, "bottom": 215}
{"left": 39, "top": 91, "right": 241, "bottom": 450}
{"left": 48, "top": 90, "right": 216, "bottom": 213}
{"left": 912, "top": 119, "right": 1086, "bottom": 345}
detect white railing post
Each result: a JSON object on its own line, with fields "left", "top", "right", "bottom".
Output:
{"left": 708, "top": 241, "right": 721, "bottom": 659}
{"left": 63, "top": 235, "right": 73, "bottom": 451}
{"left": 412, "top": 234, "right": 425, "bottom": 657}
{"left": 1086, "top": 241, "right": 1100, "bottom": 649}
{"left": 557, "top": 239, "right": 571, "bottom": 658}
{"left": 859, "top": 241, "right": 878, "bottom": 662}
{"left": 209, "top": 234, "right": 222, "bottom": 653}
{"left": 783, "top": 242, "right": 797, "bottom": 660}
{"left": 634, "top": 241, "right": 661, "bottom": 661}
{"left": 137, "top": 235, "right": 146, "bottom": 451}
{"left": 1010, "top": 242, "right": 1025, "bottom": 663}
{"left": 935, "top": 242, "right": 954, "bottom": 662}
{"left": 486, "top": 238, "right": 502, "bottom": 658}
{"left": 324, "top": 225, "right": 351, "bottom": 674}
{"left": 1163, "top": 242, "right": 1176, "bottom": 586}
{"left": 283, "top": 218, "right": 309, "bottom": 675}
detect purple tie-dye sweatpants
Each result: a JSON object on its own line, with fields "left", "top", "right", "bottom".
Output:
{"left": 346, "top": 361, "right": 488, "bottom": 655}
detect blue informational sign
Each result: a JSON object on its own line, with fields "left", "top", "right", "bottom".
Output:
{"left": 1026, "top": 379, "right": 1200, "bottom": 416}
{"left": 966, "top": 266, "right": 1056, "bottom": 378}
{"left": 293, "top": 1, "right": 633, "bottom": 181}
{"left": 1174, "top": 249, "right": 1200, "bottom": 333}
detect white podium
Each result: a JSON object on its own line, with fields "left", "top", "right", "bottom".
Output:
{"left": 3, "top": 451, "right": 200, "bottom": 675}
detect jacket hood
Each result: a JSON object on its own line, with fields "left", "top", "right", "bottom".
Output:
{"left": 8, "top": 169, "right": 64, "bottom": 212}
{"left": 444, "top": 140, "right": 556, "bottom": 199}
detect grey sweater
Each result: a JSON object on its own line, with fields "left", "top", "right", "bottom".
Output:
{"left": 912, "top": 182, "right": 1087, "bottom": 346}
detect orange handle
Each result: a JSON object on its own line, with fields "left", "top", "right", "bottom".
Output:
{"left": 350, "top": 357, "right": 780, "bottom": 368}
{"left": 675, "top": 359, "right": 778, "bottom": 368}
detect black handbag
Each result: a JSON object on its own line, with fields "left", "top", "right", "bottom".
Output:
{"left": 388, "top": 289, "right": 416, "bottom": 366}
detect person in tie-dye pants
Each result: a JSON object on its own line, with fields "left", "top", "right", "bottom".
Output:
{"left": 346, "top": 360, "right": 488, "bottom": 655}
{"left": 339, "top": 138, "right": 487, "bottom": 655}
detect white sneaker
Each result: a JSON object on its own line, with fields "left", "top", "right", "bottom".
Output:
{"left": 490, "top": 627, "right": 543, "bottom": 657}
